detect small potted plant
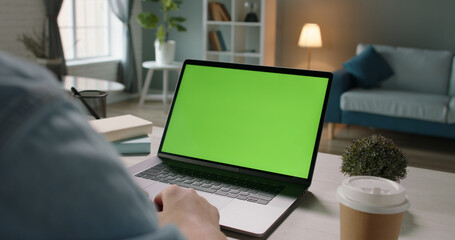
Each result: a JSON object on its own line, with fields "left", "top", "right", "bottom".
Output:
{"left": 17, "top": 30, "right": 63, "bottom": 81}
{"left": 137, "top": 0, "right": 186, "bottom": 65}
{"left": 341, "top": 134, "right": 407, "bottom": 181}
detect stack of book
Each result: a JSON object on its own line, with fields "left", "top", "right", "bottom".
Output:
{"left": 209, "top": 30, "right": 227, "bottom": 51}
{"left": 209, "top": 2, "right": 231, "bottom": 21}
{"left": 89, "top": 114, "right": 153, "bottom": 156}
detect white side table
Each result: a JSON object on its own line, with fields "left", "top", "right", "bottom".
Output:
{"left": 139, "top": 61, "right": 183, "bottom": 111}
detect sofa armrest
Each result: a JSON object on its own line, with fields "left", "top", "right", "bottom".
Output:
{"left": 325, "top": 69, "right": 356, "bottom": 123}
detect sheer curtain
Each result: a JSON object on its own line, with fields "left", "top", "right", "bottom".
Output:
{"left": 43, "top": 0, "right": 68, "bottom": 76}
{"left": 109, "top": 0, "right": 138, "bottom": 93}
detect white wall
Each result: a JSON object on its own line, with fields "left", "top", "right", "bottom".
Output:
{"left": 276, "top": 0, "right": 455, "bottom": 71}
{"left": 0, "top": 0, "right": 45, "bottom": 61}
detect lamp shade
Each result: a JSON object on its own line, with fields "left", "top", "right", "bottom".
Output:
{"left": 298, "top": 23, "right": 322, "bottom": 48}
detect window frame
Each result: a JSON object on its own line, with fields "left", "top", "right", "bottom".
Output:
{"left": 59, "top": 0, "right": 120, "bottom": 62}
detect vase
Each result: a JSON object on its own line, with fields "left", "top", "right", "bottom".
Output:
{"left": 36, "top": 57, "right": 63, "bottom": 81}
{"left": 154, "top": 40, "right": 176, "bottom": 65}
{"left": 244, "top": 1, "right": 259, "bottom": 22}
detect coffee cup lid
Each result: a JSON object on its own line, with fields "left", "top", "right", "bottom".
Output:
{"left": 336, "top": 176, "right": 410, "bottom": 214}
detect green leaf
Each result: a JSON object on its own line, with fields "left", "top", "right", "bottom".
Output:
{"left": 171, "top": 2, "right": 179, "bottom": 10}
{"left": 136, "top": 13, "right": 159, "bottom": 29}
{"left": 169, "top": 17, "right": 186, "bottom": 23}
{"left": 157, "top": 25, "right": 165, "bottom": 43}
{"left": 175, "top": 24, "right": 187, "bottom": 32}
{"left": 137, "top": 0, "right": 185, "bottom": 38}
{"left": 163, "top": 0, "right": 173, "bottom": 10}
{"left": 163, "top": 0, "right": 181, "bottom": 11}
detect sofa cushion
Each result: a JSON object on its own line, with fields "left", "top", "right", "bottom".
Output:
{"left": 357, "top": 44, "right": 453, "bottom": 95}
{"left": 343, "top": 46, "right": 393, "bottom": 89}
{"left": 449, "top": 56, "right": 455, "bottom": 96}
{"left": 448, "top": 98, "right": 455, "bottom": 124}
{"left": 340, "top": 88, "right": 449, "bottom": 123}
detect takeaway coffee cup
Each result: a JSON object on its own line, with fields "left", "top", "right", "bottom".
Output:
{"left": 336, "top": 176, "right": 410, "bottom": 240}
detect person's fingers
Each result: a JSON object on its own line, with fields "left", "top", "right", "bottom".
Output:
{"left": 211, "top": 204, "right": 220, "bottom": 221}
{"left": 155, "top": 184, "right": 220, "bottom": 221}
{"left": 154, "top": 185, "right": 183, "bottom": 211}
{"left": 153, "top": 184, "right": 225, "bottom": 239}
{"left": 154, "top": 190, "right": 164, "bottom": 212}
{"left": 194, "top": 194, "right": 219, "bottom": 220}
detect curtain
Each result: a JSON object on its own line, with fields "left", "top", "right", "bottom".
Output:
{"left": 109, "top": 0, "right": 138, "bottom": 93}
{"left": 43, "top": 0, "right": 67, "bottom": 76}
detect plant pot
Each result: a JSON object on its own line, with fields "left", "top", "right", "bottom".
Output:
{"left": 37, "top": 57, "right": 63, "bottom": 81}
{"left": 154, "top": 40, "right": 176, "bottom": 65}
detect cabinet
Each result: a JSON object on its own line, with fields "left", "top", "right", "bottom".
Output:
{"left": 202, "top": 0, "right": 276, "bottom": 66}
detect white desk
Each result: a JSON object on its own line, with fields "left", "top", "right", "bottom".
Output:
{"left": 123, "top": 127, "right": 455, "bottom": 239}
{"left": 63, "top": 75, "right": 125, "bottom": 92}
{"left": 139, "top": 61, "right": 182, "bottom": 111}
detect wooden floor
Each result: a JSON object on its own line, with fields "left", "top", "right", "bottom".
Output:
{"left": 108, "top": 98, "right": 455, "bottom": 174}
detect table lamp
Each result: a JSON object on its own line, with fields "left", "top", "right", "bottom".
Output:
{"left": 298, "top": 23, "right": 322, "bottom": 69}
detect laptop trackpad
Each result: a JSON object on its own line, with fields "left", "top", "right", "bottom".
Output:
{"left": 144, "top": 182, "right": 232, "bottom": 211}
{"left": 197, "top": 191, "right": 232, "bottom": 211}
{"left": 143, "top": 182, "right": 168, "bottom": 200}
{"left": 133, "top": 176, "right": 155, "bottom": 189}
{"left": 220, "top": 200, "right": 284, "bottom": 236}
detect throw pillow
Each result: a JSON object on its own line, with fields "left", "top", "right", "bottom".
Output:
{"left": 343, "top": 45, "right": 394, "bottom": 89}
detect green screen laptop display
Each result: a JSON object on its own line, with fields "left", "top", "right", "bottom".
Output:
{"left": 160, "top": 61, "right": 330, "bottom": 179}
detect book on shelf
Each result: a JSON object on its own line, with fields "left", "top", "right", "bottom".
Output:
{"left": 209, "top": 31, "right": 222, "bottom": 51}
{"left": 216, "top": 30, "right": 227, "bottom": 51}
{"left": 209, "top": 2, "right": 223, "bottom": 21}
{"left": 111, "top": 135, "right": 151, "bottom": 156}
{"left": 89, "top": 114, "right": 153, "bottom": 142}
{"left": 209, "top": 2, "right": 230, "bottom": 21}
{"left": 216, "top": 2, "right": 231, "bottom": 21}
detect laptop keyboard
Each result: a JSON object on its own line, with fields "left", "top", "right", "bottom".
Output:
{"left": 135, "top": 163, "right": 284, "bottom": 205}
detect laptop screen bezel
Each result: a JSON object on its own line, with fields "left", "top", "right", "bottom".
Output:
{"left": 157, "top": 59, "right": 333, "bottom": 185}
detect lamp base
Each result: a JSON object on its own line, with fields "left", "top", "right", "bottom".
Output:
{"left": 306, "top": 48, "right": 312, "bottom": 69}
{"left": 244, "top": 12, "right": 258, "bottom": 22}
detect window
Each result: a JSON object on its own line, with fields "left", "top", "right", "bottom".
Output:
{"left": 58, "top": 0, "right": 122, "bottom": 61}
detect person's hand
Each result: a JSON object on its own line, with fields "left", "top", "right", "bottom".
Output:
{"left": 154, "top": 185, "right": 226, "bottom": 240}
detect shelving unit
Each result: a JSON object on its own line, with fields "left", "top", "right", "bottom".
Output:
{"left": 202, "top": 0, "right": 276, "bottom": 65}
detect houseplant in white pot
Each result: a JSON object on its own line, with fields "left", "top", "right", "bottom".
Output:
{"left": 137, "top": 0, "right": 186, "bottom": 65}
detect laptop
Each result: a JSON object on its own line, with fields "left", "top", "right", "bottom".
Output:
{"left": 128, "top": 60, "right": 333, "bottom": 237}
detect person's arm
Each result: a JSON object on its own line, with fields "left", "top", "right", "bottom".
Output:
{"left": 0, "top": 51, "right": 226, "bottom": 239}
{"left": 0, "top": 52, "right": 183, "bottom": 239}
{"left": 154, "top": 185, "right": 226, "bottom": 240}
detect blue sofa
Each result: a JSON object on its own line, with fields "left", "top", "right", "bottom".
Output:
{"left": 325, "top": 43, "right": 455, "bottom": 139}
